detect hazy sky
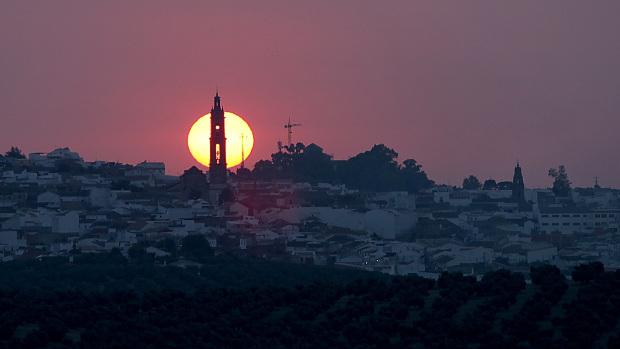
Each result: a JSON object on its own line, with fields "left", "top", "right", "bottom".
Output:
{"left": 1, "top": 1, "right": 619, "bottom": 187}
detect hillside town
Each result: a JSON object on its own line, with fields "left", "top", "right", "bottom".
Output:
{"left": 1, "top": 146, "right": 619, "bottom": 278}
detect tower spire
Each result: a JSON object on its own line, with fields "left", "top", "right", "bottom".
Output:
{"left": 213, "top": 90, "right": 222, "bottom": 109}
{"left": 209, "top": 91, "right": 227, "bottom": 184}
{"left": 512, "top": 162, "right": 525, "bottom": 203}
{"left": 595, "top": 176, "right": 601, "bottom": 189}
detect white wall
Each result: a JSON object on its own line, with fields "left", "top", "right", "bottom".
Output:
{"left": 276, "top": 207, "right": 416, "bottom": 239}
{"left": 53, "top": 212, "right": 80, "bottom": 234}
{"left": 0, "top": 231, "right": 26, "bottom": 249}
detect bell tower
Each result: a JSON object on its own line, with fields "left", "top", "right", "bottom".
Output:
{"left": 512, "top": 162, "right": 525, "bottom": 203}
{"left": 209, "top": 92, "right": 227, "bottom": 184}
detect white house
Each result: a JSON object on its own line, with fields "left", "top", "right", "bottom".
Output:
{"left": 0, "top": 230, "right": 27, "bottom": 250}
{"left": 52, "top": 211, "right": 80, "bottom": 234}
{"left": 47, "top": 147, "right": 84, "bottom": 163}
{"left": 526, "top": 244, "right": 558, "bottom": 264}
{"left": 89, "top": 188, "right": 116, "bottom": 208}
{"left": 37, "top": 192, "right": 61, "bottom": 208}
{"left": 130, "top": 162, "right": 166, "bottom": 176}
{"left": 538, "top": 209, "right": 619, "bottom": 234}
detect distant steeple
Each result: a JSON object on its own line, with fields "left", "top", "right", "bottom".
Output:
{"left": 512, "top": 162, "right": 525, "bottom": 203}
{"left": 594, "top": 176, "right": 601, "bottom": 189}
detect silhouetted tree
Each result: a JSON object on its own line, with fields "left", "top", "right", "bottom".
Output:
{"left": 252, "top": 143, "right": 433, "bottom": 192}
{"left": 0, "top": 256, "right": 618, "bottom": 348}
{"left": 339, "top": 144, "right": 402, "bottom": 192}
{"left": 5, "top": 146, "right": 25, "bottom": 159}
{"left": 294, "top": 143, "right": 334, "bottom": 182}
{"left": 548, "top": 165, "right": 571, "bottom": 197}
{"left": 462, "top": 175, "right": 482, "bottom": 190}
{"left": 478, "top": 269, "right": 525, "bottom": 298}
{"left": 155, "top": 238, "right": 178, "bottom": 256}
{"left": 572, "top": 262, "right": 604, "bottom": 283}
{"left": 530, "top": 264, "right": 567, "bottom": 295}
{"left": 609, "top": 335, "right": 620, "bottom": 349}
{"left": 55, "top": 159, "right": 86, "bottom": 174}
{"left": 402, "top": 159, "right": 434, "bottom": 192}
{"left": 180, "top": 234, "right": 213, "bottom": 261}
{"left": 497, "top": 181, "right": 514, "bottom": 190}
{"left": 268, "top": 143, "right": 334, "bottom": 182}
{"left": 483, "top": 179, "right": 498, "bottom": 190}
{"left": 108, "top": 248, "right": 127, "bottom": 264}
{"left": 252, "top": 160, "right": 277, "bottom": 180}
{"left": 128, "top": 244, "right": 152, "bottom": 263}
{"left": 286, "top": 142, "right": 305, "bottom": 155}
{"left": 235, "top": 167, "right": 252, "bottom": 180}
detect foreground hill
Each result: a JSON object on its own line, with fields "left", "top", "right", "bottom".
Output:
{"left": 0, "top": 254, "right": 619, "bottom": 348}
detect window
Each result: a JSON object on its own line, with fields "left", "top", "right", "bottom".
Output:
{"left": 541, "top": 214, "right": 549, "bottom": 218}
{"left": 610, "top": 214, "right": 616, "bottom": 218}
{"left": 602, "top": 214, "right": 608, "bottom": 218}
{"left": 542, "top": 223, "right": 549, "bottom": 226}
{"left": 552, "top": 215, "right": 559, "bottom": 218}
{"left": 595, "top": 214, "right": 601, "bottom": 218}
{"left": 573, "top": 223, "right": 580, "bottom": 226}
{"left": 562, "top": 214, "right": 570, "bottom": 218}
{"left": 563, "top": 223, "right": 570, "bottom": 226}
{"left": 552, "top": 223, "right": 559, "bottom": 226}
{"left": 573, "top": 214, "right": 580, "bottom": 218}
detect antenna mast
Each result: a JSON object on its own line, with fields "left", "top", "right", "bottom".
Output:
{"left": 284, "top": 116, "right": 302, "bottom": 148}
{"left": 240, "top": 133, "right": 246, "bottom": 169}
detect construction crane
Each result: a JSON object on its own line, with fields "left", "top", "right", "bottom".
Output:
{"left": 284, "top": 116, "right": 301, "bottom": 148}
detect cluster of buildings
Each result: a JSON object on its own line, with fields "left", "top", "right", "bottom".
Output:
{"left": 1, "top": 147, "right": 619, "bottom": 277}
{"left": 1, "top": 94, "right": 619, "bottom": 278}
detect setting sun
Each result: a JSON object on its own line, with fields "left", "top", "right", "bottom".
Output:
{"left": 187, "top": 111, "right": 254, "bottom": 168}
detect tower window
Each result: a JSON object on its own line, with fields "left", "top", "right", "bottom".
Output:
{"left": 216, "top": 125, "right": 220, "bottom": 130}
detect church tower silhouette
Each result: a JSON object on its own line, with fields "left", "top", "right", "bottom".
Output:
{"left": 512, "top": 162, "right": 525, "bottom": 203}
{"left": 209, "top": 92, "right": 227, "bottom": 184}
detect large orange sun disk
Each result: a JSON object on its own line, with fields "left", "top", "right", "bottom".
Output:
{"left": 187, "top": 111, "right": 254, "bottom": 168}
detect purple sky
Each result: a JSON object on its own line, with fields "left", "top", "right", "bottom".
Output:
{"left": 1, "top": 1, "right": 620, "bottom": 187}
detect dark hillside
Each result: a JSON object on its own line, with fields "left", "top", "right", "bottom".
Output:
{"left": 0, "top": 256, "right": 619, "bottom": 348}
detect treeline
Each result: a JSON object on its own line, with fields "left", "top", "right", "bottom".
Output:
{"left": 238, "top": 143, "right": 434, "bottom": 193}
{"left": 0, "top": 250, "right": 378, "bottom": 293}
{"left": 0, "top": 255, "right": 619, "bottom": 348}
